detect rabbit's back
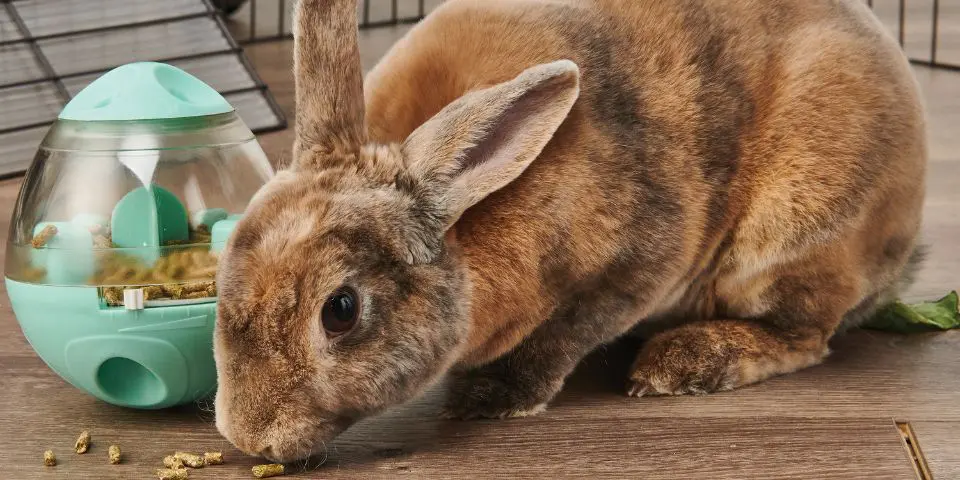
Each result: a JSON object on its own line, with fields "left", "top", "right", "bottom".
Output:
{"left": 365, "top": 0, "right": 925, "bottom": 362}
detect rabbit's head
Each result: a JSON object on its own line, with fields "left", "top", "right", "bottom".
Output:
{"left": 213, "top": 0, "right": 579, "bottom": 462}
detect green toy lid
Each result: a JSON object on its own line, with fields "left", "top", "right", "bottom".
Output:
{"left": 59, "top": 62, "right": 234, "bottom": 121}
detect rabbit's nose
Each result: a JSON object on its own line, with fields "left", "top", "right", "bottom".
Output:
{"left": 257, "top": 443, "right": 291, "bottom": 463}
{"left": 257, "top": 444, "right": 277, "bottom": 460}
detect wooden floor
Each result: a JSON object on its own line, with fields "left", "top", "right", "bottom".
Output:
{"left": 1, "top": 10, "right": 959, "bottom": 480}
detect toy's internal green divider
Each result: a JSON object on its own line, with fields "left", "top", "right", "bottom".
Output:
{"left": 111, "top": 185, "right": 188, "bottom": 265}
{"left": 112, "top": 185, "right": 189, "bottom": 248}
{"left": 58, "top": 62, "right": 234, "bottom": 122}
{"left": 210, "top": 215, "right": 241, "bottom": 254}
{"left": 6, "top": 279, "right": 217, "bottom": 409}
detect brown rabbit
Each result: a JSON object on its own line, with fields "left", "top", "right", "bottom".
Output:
{"left": 213, "top": 0, "right": 926, "bottom": 462}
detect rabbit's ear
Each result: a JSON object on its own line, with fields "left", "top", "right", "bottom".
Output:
{"left": 402, "top": 60, "right": 580, "bottom": 231}
{"left": 292, "top": 0, "right": 366, "bottom": 168}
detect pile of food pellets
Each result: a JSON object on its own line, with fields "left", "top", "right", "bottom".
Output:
{"left": 44, "top": 430, "right": 286, "bottom": 478}
{"left": 28, "top": 222, "right": 221, "bottom": 305}
{"left": 155, "top": 451, "right": 230, "bottom": 479}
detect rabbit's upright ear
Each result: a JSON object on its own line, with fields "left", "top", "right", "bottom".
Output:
{"left": 402, "top": 60, "right": 581, "bottom": 232}
{"left": 292, "top": 0, "right": 366, "bottom": 168}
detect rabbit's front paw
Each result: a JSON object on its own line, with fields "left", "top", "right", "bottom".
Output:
{"left": 440, "top": 372, "right": 553, "bottom": 420}
{"left": 625, "top": 319, "right": 828, "bottom": 397}
{"left": 626, "top": 324, "right": 743, "bottom": 397}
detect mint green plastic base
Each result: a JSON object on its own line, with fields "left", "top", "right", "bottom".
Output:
{"left": 6, "top": 279, "right": 217, "bottom": 409}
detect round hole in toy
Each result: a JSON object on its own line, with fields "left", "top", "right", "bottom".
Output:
{"left": 96, "top": 357, "right": 166, "bottom": 407}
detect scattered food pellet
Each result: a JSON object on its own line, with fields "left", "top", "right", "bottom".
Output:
{"left": 203, "top": 451, "right": 223, "bottom": 465}
{"left": 75, "top": 430, "right": 91, "bottom": 454}
{"left": 43, "top": 450, "right": 56, "bottom": 466}
{"left": 163, "top": 455, "right": 184, "bottom": 469}
{"left": 174, "top": 451, "right": 205, "bottom": 468}
{"left": 252, "top": 463, "right": 285, "bottom": 478}
{"left": 157, "top": 468, "right": 189, "bottom": 480}
{"left": 31, "top": 225, "right": 57, "bottom": 248}
{"left": 108, "top": 445, "right": 121, "bottom": 464}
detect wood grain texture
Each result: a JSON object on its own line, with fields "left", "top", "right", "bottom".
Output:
{"left": 288, "top": 418, "right": 917, "bottom": 479}
{"left": 2, "top": 4, "right": 959, "bottom": 477}
{"left": 0, "top": 401, "right": 918, "bottom": 480}
{"left": 910, "top": 422, "right": 960, "bottom": 480}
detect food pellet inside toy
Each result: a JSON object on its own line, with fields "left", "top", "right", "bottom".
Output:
{"left": 93, "top": 232, "right": 113, "bottom": 249}
{"left": 252, "top": 463, "right": 285, "bottom": 478}
{"left": 86, "top": 223, "right": 220, "bottom": 305}
{"left": 75, "top": 430, "right": 91, "bottom": 454}
{"left": 23, "top": 220, "right": 223, "bottom": 302}
{"left": 100, "top": 279, "right": 217, "bottom": 307}
{"left": 31, "top": 225, "right": 57, "bottom": 248}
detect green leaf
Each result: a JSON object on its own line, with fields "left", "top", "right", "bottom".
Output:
{"left": 864, "top": 291, "right": 960, "bottom": 333}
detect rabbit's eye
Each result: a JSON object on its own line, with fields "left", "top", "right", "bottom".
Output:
{"left": 321, "top": 287, "right": 359, "bottom": 336}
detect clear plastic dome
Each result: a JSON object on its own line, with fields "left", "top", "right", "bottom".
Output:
{"left": 4, "top": 112, "right": 273, "bottom": 307}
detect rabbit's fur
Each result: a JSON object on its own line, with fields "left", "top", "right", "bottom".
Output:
{"left": 214, "top": 0, "right": 926, "bottom": 461}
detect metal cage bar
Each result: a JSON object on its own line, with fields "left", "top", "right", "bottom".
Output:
{"left": 931, "top": 0, "right": 939, "bottom": 65}
{"left": 891, "top": 0, "right": 960, "bottom": 72}
{"left": 200, "top": 0, "right": 287, "bottom": 133}
{"left": 899, "top": 0, "right": 907, "bottom": 47}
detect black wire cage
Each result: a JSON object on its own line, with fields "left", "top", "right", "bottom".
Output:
{"left": 231, "top": 0, "right": 958, "bottom": 71}
{"left": 867, "top": 0, "right": 959, "bottom": 71}
{"left": 0, "top": 0, "right": 439, "bottom": 177}
{"left": 0, "top": 0, "right": 290, "bottom": 177}
{"left": 225, "top": 0, "right": 436, "bottom": 44}
{"left": 0, "top": 0, "right": 956, "bottom": 177}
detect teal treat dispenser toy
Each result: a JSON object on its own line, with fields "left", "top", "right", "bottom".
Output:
{"left": 4, "top": 62, "right": 274, "bottom": 409}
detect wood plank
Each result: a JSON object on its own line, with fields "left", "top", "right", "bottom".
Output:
{"left": 326, "top": 417, "right": 916, "bottom": 479}
{"left": 1, "top": 415, "right": 914, "bottom": 479}
{"left": 909, "top": 421, "right": 960, "bottom": 480}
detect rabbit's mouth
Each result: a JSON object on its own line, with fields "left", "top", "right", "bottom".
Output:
{"left": 252, "top": 416, "right": 354, "bottom": 464}
{"left": 216, "top": 399, "right": 354, "bottom": 464}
